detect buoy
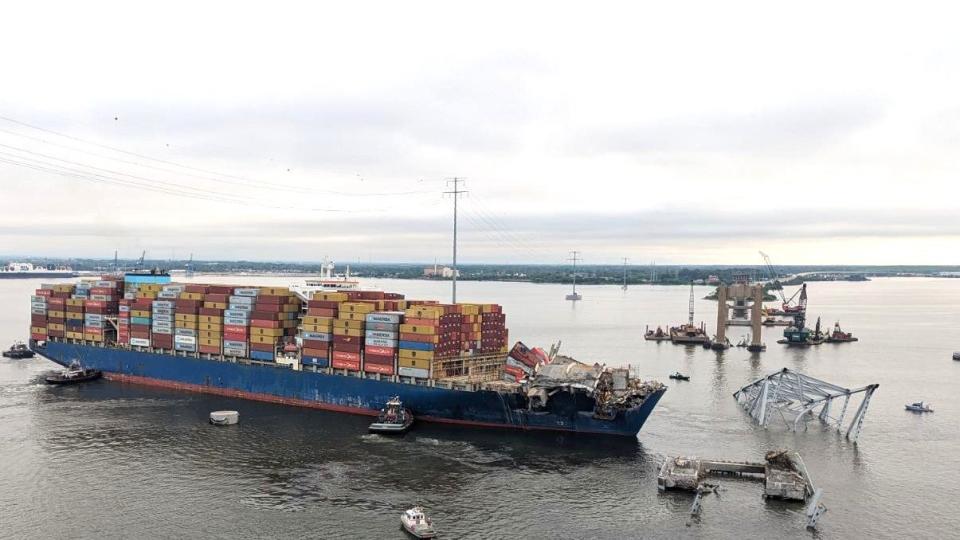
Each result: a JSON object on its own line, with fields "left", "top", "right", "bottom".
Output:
{"left": 209, "top": 410, "right": 239, "bottom": 426}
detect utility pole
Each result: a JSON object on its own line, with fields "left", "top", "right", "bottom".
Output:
{"left": 443, "top": 178, "right": 467, "bottom": 303}
{"left": 566, "top": 251, "right": 582, "bottom": 301}
{"left": 622, "top": 257, "right": 629, "bottom": 290}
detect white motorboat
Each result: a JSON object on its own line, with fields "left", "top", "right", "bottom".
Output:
{"left": 401, "top": 506, "right": 436, "bottom": 539}
{"left": 905, "top": 402, "right": 933, "bottom": 413}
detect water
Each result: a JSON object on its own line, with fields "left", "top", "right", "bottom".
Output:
{"left": 2, "top": 276, "right": 959, "bottom": 538}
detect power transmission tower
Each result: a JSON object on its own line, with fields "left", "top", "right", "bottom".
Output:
{"left": 443, "top": 178, "right": 468, "bottom": 303}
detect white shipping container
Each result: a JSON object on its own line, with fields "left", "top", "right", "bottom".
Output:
{"left": 398, "top": 366, "right": 430, "bottom": 379}
{"left": 174, "top": 335, "right": 197, "bottom": 345}
{"left": 233, "top": 288, "right": 260, "bottom": 297}
{"left": 130, "top": 337, "right": 151, "bottom": 347}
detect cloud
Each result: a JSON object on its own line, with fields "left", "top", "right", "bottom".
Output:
{"left": 572, "top": 99, "right": 884, "bottom": 157}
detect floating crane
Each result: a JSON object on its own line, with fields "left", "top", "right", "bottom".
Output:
{"left": 759, "top": 251, "right": 805, "bottom": 314}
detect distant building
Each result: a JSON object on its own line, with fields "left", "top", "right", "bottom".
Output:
{"left": 423, "top": 265, "right": 460, "bottom": 278}
{"left": 706, "top": 275, "right": 720, "bottom": 285}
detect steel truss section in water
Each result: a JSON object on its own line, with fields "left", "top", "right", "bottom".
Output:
{"left": 732, "top": 368, "right": 879, "bottom": 443}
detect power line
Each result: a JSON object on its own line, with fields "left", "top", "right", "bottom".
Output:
{"left": 0, "top": 115, "right": 434, "bottom": 197}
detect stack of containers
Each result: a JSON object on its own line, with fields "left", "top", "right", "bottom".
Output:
{"left": 174, "top": 285, "right": 203, "bottom": 353}
{"left": 199, "top": 285, "right": 231, "bottom": 355}
{"left": 458, "top": 303, "right": 482, "bottom": 353}
{"left": 45, "top": 287, "right": 69, "bottom": 339}
{"left": 29, "top": 290, "right": 49, "bottom": 341}
{"left": 332, "top": 300, "right": 375, "bottom": 371}
{"left": 151, "top": 296, "right": 175, "bottom": 350}
{"left": 249, "top": 287, "right": 300, "bottom": 362}
{"left": 128, "top": 288, "right": 154, "bottom": 347}
{"left": 223, "top": 289, "right": 253, "bottom": 358}
{"left": 301, "top": 292, "right": 343, "bottom": 367}
{"left": 117, "top": 299, "right": 131, "bottom": 345}
{"left": 479, "top": 304, "right": 508, "bottom": 354}
{"left": 83, "top": 278, "right": 121, "bottom": 344}
{"left": 65, "top": 297, "right": 84, "bottom": 339}
{"left": 398, "top": 304, "right": 446, "bottom": 379}
{"left": 363, "top": 311, "right": 403, "bottom": 375}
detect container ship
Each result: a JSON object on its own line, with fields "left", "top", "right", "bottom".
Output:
{"left": 1, "top": 262, "right": 76, "bottom": 279}
{"left": 26, "top": 274, "right": 666, "bottom": 437}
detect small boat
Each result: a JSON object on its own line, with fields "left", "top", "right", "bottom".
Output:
{"left": 3, "top": 341, "right": 35, "bottom": 359}
{"left": 209, "top": 410, "right": 240, "bottom": 425}
{"left": 953, "top": 352, "right": 960, "bottom": 361}
{"left": 44, "top": 361, "right": 102, "bottom": 385}
{"left": 401, "top": 506, "right": 437, "bottom": 539}
{"left": 825, "top": 322, "right": 858, "bottom": 343}
{"left": 669, "top": 372, "right": 690, "bottom": 381}
{"left": 905, "top": 402, "right": 933, "bottom": 413}
{"left": 369, "top": 396, "right": 414, "bottom": 434}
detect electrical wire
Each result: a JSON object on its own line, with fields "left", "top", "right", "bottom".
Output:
{"left": 0, "top": 115, "right": 434, "bottom": 197}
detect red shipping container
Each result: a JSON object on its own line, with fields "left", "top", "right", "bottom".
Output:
{"left": 132, "top": 330, "right": 151, "bottom": 339}
{"left": 333, "top": 342, "right": 362, "bottom": 353}
{"left": 302, "top": 339, "right": 330, "bottom": 349}
{"left": 208, "top": 285, "right": 234, "bottom": 294}
{"left": 333, "top": 335, "right": 362, "bottom": 345}
{"left": 363, "top": 353, "right": 394, "bottom": 365}
{"left": 399, "top": 333, "right": 436, "bottom": 343}
{"left": 302, "top": 347, "right": 330, "bottom": 358}
{"left": 35, "top": 289, "right": 53, "bottom": 297}
{"left": 48, "top": 298, "right": 65, "bottom": 307}
{"left": 48, "top": 329, "right": 65, "bottom": 338}
{"left": 332, "top": 350, "right": 361, "bottom": 363}
{"left": 31, "top": 314, "right": 47, "bottom": 324}
{"left": 204, "top": 293, "right": 229, "bottom": 303}
{"left": 307, "top": 300, "right": 340, "bottom": 309}
{"left": 251, "top": 319, "right": 281, "bottom": 328}
{"left": 31, "top": 333, "right": 46, "bottom": 340}
{"left": 363, "top": 362, "right": 394, "bottom": 375}
{"left": 307, "top": 307, "right": 337, "bottom": 317}
{"left": 250, "top": 342, "right": 274, "bottom": 352}
{"left": 332, "top": 358, "right": 361, "bottom": 371}
{"left": 199, "top": 344, "right": 221, "bottom": 354}
{"left": 199, "top": 307, "right": 222, "bottom": 316}
{"left": 364, "top": 345, "right": 395, "bottom": 357}
{"left": 185, "top": 284, "right": 210, "bottom": 293}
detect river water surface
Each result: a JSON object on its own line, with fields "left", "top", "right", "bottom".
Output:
{"left": 1, "top": 276, "right": 958, "bottom": 539}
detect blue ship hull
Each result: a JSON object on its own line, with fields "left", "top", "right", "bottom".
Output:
{"left": 36, "top": 341, "right": 665, "bottom": 437}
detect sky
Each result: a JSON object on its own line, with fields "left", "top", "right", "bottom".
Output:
{"left": 1, "top": 1, "right": 959, "bottom": 265}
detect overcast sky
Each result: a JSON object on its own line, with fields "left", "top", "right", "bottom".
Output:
{"left": 2, "top": 1, "right": 958, "bottom": 265}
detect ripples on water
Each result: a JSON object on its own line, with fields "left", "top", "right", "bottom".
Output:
{"left": 2, "top": 277, "right": 960, "bottom": 538}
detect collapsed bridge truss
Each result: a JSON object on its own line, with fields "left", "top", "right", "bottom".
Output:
{"left": 733, "top": 368, "right": 879, "bottom": 443}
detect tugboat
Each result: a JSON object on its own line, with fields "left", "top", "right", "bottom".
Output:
{"left": 825, "top": 322, "right": 858, "bottom": 343}
{"left": 905, "top": 402, "right": 933, "bottom": 413}
{"left": 369, "top": 397, "right": 414, "bottom": 434}
{"left": 669, "top": 372, "right": 690, "bottom": 381}
{"left": 952, "top": 352, "right": 959, "bottom": 361}
{"left": 401, "top": 506, "right": 437, "bottom": 539}
{"left": 44, "top": 361, "right": 102, "bottom": 385}
{"left": 2, "top": 341, "right": 35, "bottom": 359}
